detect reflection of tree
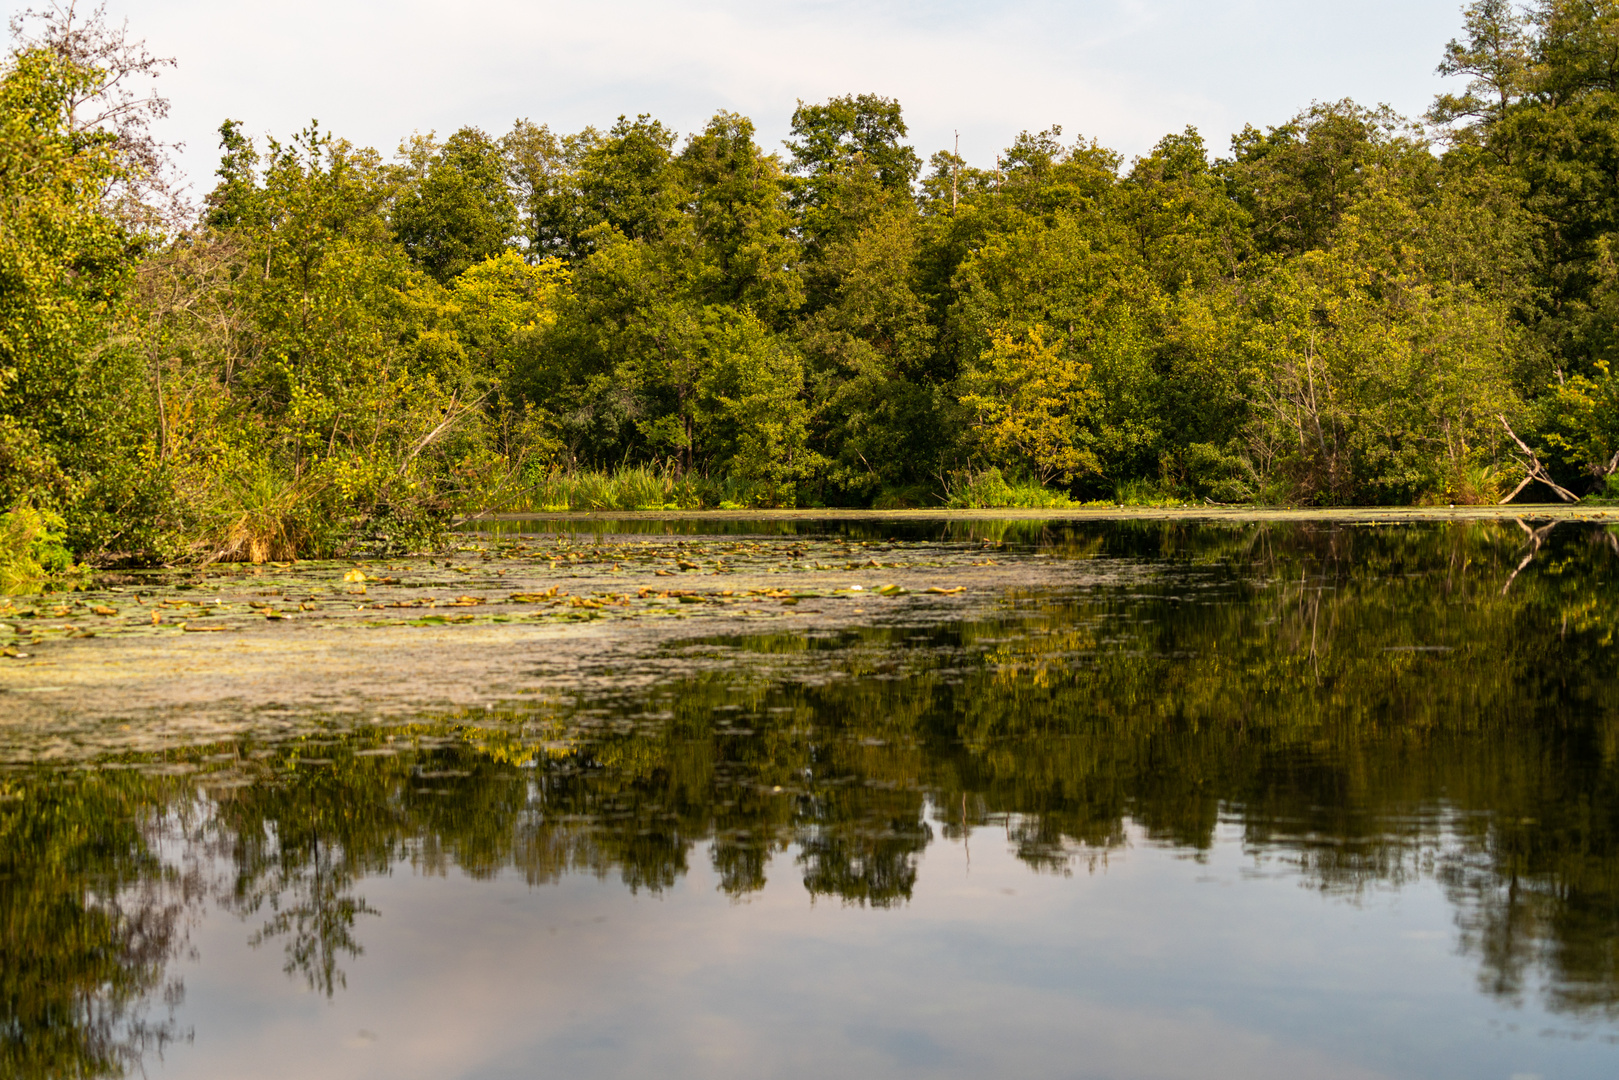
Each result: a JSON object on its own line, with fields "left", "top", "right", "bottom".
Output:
{"left": 213, "top": 760, "right": 399, "bottom": 997}
{"left": 798, "top": 791, "right": 932, "bottom": 907}
{"left": 15, "top": 518, "right": 1619, "bottom": 1071}
{"left": 0, "top": 775, "right": 198, "bottom": 1079}
{"left": 217, "top": 520, "right": 1619, "bottom": 1007}
{"left": 239, "top": 834, "right": 378, "bottom": 996}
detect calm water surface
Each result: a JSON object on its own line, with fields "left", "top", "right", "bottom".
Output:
{"left": 6, "top": 519, "right": 1619, "bottom": 1079}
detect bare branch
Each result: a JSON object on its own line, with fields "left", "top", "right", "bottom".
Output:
{"left": 1497, "top": 415, "right": 1580, "bottom": 503}
{"left": 9, "top": 1, "right": 190, "bottom": 230}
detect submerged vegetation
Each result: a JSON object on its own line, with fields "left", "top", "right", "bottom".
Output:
{"left": 15, "top": 2, "right": 1619, "bottom": 569}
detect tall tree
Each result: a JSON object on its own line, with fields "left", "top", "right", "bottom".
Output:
{"left": 501, "top": 118, "right": 598, "bottom": 263}
{"left": 391, "top": 126, "right": 517, "bottom": 282}
{"left": 1220, "top": 100, "right": 1431, "bottom": 257}
{"left": 1429, "top": 0, "right": 1533, "bottom": 133}
{"left": 0, "top": 34, "right": 162, "bottom": 551}
{"left": 785, "top": 93, "right": 921, "bottom": 252}
{"left": 677, "top": 111, "right": 801, "bottom": 320}
{"left": 574, "top": 114, "right": 679, "bottom": 249}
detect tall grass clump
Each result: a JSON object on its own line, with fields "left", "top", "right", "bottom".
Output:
{"left": 183, "top": 468, "right": 331, "bottom": 565}
{"left": 941, "top": 468, "right": 1074, "bottom": 509}
{"left": 1443, "top": 459, "right": 1505, "bottom": 505}
{"left": 518, "top": 463, "right": 798, "bottom": 511}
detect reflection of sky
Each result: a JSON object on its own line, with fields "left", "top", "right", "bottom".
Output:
{"left": 28, "top": 1, "right": 1469, "bottom": 204}
{"left": 153, "top": 817, "right": 1616, "bottom": 1080}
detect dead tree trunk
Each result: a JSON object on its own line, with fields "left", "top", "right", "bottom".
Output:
{"left": 1498, "top": 415, "right": 1580, "bottom": 503}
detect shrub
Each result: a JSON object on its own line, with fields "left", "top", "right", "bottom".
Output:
{"left": 0, "top": 506, "right": 78, "bottom": 591}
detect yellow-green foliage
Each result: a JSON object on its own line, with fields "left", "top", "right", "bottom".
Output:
{"left": 958, "top": 325, "right": 1101, "bottom": 484}
{"left": 0, "top": 48, "right": 162, "bottom": 553}
{"left": 137, "top": 128, "right": 574, "bottom": 559}
{"left": 0, "top": 505, "right": 78, "bottom": 590}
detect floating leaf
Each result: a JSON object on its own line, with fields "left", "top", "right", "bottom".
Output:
{"left": 90, "top": 605, "right": 117, "bottom": 616}
{"left": 342, "top": 569, "right": 368, "bottom": 583}
{"left": 509, "top": 588, "right": 560, "bottom": 602}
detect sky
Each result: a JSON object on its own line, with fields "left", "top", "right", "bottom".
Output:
{"left": 11, "top": 0, "right": 1473, "bottom": 200}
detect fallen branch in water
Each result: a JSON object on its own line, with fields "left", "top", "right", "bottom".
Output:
{"left": 1498, "top": 416, "right": 1580, "bottom": 503}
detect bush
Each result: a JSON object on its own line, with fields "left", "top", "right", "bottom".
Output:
{"left": 0, "top": 506, "right": 78, "bottom": 591}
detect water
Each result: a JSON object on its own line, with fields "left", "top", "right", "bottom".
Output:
{"left": 5, "top": 517, "right": 1619, "bottom": 1079}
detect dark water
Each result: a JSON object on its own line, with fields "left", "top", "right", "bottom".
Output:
{"left": 7, "top": 519, "right": 1619, "bottom": 1079}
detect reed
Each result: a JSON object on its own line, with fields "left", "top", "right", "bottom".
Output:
{"left": 515, "top": 464, "right": 798, "bottom": 512}
{"left": 940, "top": 468, "right": 1074, "bottom": 509}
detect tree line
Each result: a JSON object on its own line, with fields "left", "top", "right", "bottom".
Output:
{"left": 8, "top": 1, "right": 1619, "bottom": 564}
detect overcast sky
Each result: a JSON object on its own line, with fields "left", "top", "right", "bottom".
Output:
{"left": 14, "top": 0, "right": 1472, "bottom": 198}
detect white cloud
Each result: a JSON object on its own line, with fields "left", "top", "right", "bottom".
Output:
{"left": 12, "top": 0, "right": 1468, "bottom": 199}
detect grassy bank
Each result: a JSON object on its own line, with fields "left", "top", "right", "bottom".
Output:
{"left": 508, "top": 464, "right": 1113, "bottom": 513}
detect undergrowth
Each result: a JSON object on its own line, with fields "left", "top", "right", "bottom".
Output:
{"left": 1, "top": 506, "right": 81, "bottom": 592}
{"left": 940, "top": 468, "right": 1075, "bottom": 509}
{"left": 515, "top": 463, "right": 799, "bottom": 512}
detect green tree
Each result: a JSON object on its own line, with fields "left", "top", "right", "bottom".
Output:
{"left": 391, "top": 126, "right": 518, "bottom": 282}
{"left": 958, "top": 324, "right": 1101, "bottom": 482}
{"left": 184, "top": 123, "right": 503, "bottom": 554}
{"left": 798, "top": 199, "right": 941, "bottom": 496}
{"left": 0, "top": 44, "right": 161, "bottom": 554}
{"left": 678, "top": 111, "right": 802, "bottom": 320}
{"left": 1478, "top": 1, "right": 1619, "bottom": 376}
{"left": 1220, "top": 100, "right": 1430, "bottom": 257}
{"left": 575, "top": 114, "right": 680, "bottom": 249}
{"left": 1429, "top": 0, "right": 1533, "bottom": 132}
{"left": 1243, "top": 186, "right": 1521, "bottom": 503}
{"left": 785, "top": 92, "right": 921, "bottom": 249}
{"left": 501, "top": 117, "right": 599, "bottom": 262}
{"left": 945, "top": 197, "right": 1162, "bottom": 489}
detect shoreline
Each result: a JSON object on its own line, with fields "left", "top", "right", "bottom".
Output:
{"left": 2, "top": 512, "right": 1605, "bottom": 760}
{"left": 465, "top": 503, "right": 1619, "bottom": 525}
